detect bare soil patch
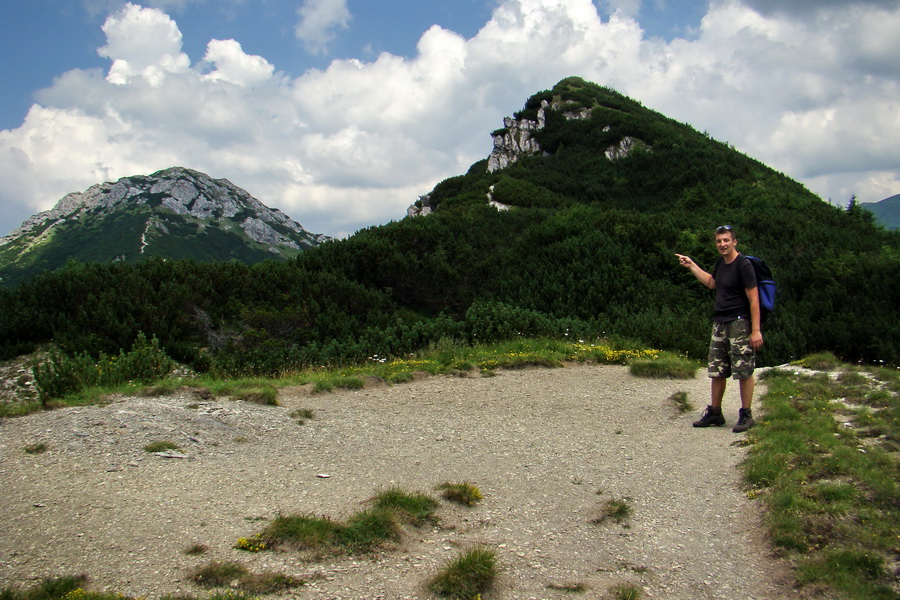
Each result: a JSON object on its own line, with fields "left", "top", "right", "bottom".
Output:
{"left": 0, "top": 364, "right": 795, "bottom": 599}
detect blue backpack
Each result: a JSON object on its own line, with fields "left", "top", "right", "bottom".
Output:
{"left": 741, "top": 255, "right": 776, "bottom": 321}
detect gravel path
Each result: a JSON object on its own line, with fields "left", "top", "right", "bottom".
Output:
{"left": 0, "top": 364, "right": 795, "bottom": 599}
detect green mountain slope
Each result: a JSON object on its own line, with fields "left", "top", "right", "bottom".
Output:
{"left": 301, "top": 77, "right": 899, "bottom": 363}
{"left": 863, "top": 194, "right": 900, "bottom": 230}
{"left": 1, "top": 78, "right": 898, "bottom": 369}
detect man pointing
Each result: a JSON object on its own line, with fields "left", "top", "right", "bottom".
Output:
{"left": 676, "top": 225, "right": 763, "bottom": 433}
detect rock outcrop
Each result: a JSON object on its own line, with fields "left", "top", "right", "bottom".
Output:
{"left": 486, "top": 99, "right": 646, "bottom": 174}
{"left": 408, "top": 98, "right": 650, "bottom": 219}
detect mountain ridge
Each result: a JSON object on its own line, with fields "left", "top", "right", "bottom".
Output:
{"left": 0, "top": 167, "right": 330, "bottom": 286}
{"left": 863, "top": 194, "right": 900, "bottom": 230}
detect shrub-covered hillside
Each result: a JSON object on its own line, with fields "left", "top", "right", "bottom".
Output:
{"left": 1, "top": 77, "right": 898, "bottom": 373}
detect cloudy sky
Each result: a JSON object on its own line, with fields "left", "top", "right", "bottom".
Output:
{"left": 1, "top": 0, "right": 898, "bottom": 238}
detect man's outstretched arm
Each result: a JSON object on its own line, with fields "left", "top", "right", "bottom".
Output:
{"left": 675, "top": 254, "right": 715, "bottom": 289}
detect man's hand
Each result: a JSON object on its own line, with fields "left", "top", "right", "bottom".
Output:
{"left": 750, "top": 331, "right": 764, "bottom": 350}
{"left": 675, "top": 253, "right": 694, "bottom": 268}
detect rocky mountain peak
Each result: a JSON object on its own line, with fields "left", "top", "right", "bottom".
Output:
{"left": 0, "top": 167, "right": 330, "bottom": 286}
{"left": 1, "top": 167, "right": 329, "bottom": 252}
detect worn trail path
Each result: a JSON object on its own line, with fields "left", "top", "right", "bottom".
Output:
{"left": 0, "top": 364, "right": 794, "bottom": 599}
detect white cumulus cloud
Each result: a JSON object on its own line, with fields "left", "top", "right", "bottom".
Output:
{"left": 1, "top": 0, "right": 898, "bottom": 240}
{"left": 295, "top": 0, "right": 352, "bottom": 55}
{"left": 98, "top": 2, "right": 190, "bottom": 86}
{"left": 202, "top": 39, "right": 276, "bottom": 87}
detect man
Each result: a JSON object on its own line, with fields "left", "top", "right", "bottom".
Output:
{"left": 675, "top": 225, "right": 764, "bottom": 433}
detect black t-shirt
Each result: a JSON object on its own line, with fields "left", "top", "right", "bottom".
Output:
{"left": 712, "top": 254, "right": 757, "bottom": 322}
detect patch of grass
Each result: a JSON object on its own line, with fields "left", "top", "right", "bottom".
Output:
{"left": 143, "top": 440, "right": 179, "bottom": 453}
{"left": 7, "top": 336, "right": 669, "bottom": 417}
{"left": 428, "top": 546, "right": 497, "bottom": 600}
{"left": 743, "top": 355, "right": 899, "bottom": 599}
{"left": 667, "top": 391, "right": 692, "bottom": 413}
{"left": 0, "top": 576, "right": 89, "bottom": 600}
{"left": 63, "top": 589, "right": 136, "bottom": 600}
{"left": 793, "top": 352, "right": 842, "bottom": 371}
{"left": 289, "top": 408, "right": 314, "bottom": 424}
{"left": 260, "top": 513, "right": 342, "bottom": 551}
{"left": 23, "top": 442, "right": 48, "bottom": 454}
{"left": 628, "top": 354, "right": 698, "bottom": 379}
{"left": 592, "top": 498, "right": 632, "bottom": 525}
{"left": 137, "top": 382, "right": 180, "bottom": 397}
{"left": 190, "top": 561, "right": 249, "bottom": 587}
{"left": 546, "top": 581, "right": 589, "bottom": 593}
{"left": 339, "top": 507, "right": 401, "bottom": 551}
{"left": 372, "top": 488, "right": 439, "bottom": 525}
{"left": 237, "top": 572, "right": 303, "bottom": 595}
{"left": 609, "top": 582, "right": 643, "bottom": 600}
{"left": 183, "top": 543, "right": 208, "bottom": 555}
{"left": 259, "top": 507, "right": 400, "bottom": 555}
{"left": 189, "top": 561, "right": 303, "bottom": 594}
{"left": 250, "top": 487, "right": 444, "bottom": 556}
{"left": 437, "top": 482, "right": 484, "bottom": 507}
{"left": 231, "top": 384, "right": 278, "bottom": 406}
{"left": 0, "top": 401, "right": 43, "bottom": 417}
{"left": 311, "top": 375, "right": 365, "bottom": 394}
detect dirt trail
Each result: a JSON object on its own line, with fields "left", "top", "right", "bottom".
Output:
{"left": 0, "top": 364, "right": 794, "bottom": 599}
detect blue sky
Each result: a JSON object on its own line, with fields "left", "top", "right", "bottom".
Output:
{"left": 1, "top": 0, "right": 898, "bottom": 238}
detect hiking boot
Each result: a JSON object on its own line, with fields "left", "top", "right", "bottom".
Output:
{"left": 693, "top": 405, "right": 725, "bottom": 427}
{"left": 732, "top": 408, "right": 756, "bottom": 433}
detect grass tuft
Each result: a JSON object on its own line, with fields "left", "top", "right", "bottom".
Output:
{"left": 547, "top": 581, "right": 589, "bottom": 593}
{"left": 289, "top": 408, "right": 314, "bottom": 424}
{"left": 259, "top": 506, "right": 401, "bottom": 554}
{"left": 628, "top": 355, "right": 698, "bottom": 379}
{"left": 260, "top": 513, "right": 341, "bottom": 551}
{"left": 338, "top": 507, "right": 401, "bottom": 551}
{"left": 231, "top": 384, "right": 278, "bottom": 406}
{"left": 437, "top": 482, "right": 484, "bottom": 507}
{"left": 428, "top": 546, "right": 497, "bottom": 599}
{"left": 190, "top": 561, "right": 249, "bottom": 588}
{"left": 183, "top": 543, "right": 208, "bottom": 555}
{"left": 189, "top": 561, "right": 303, "bottom": 594}
{"left": 667, "top": 391, "right": 692, "bottom": 413}
{"left": 592, "top": 498, "right": 632, "bottom": 525}
{"left": 143, "top": 440, "right": 179, "bottom": 453}
{"left": 609, "top": 582, "right": 644, "bottom": 600}
{"left": 793, "top": 352, "right": 842, "bottom": 371}
{"left": 0, "top": 576, "right": 89, "bottom": 600}
{"left": 23, "top": 442, "right": 48, "bottom": 454}
{"left": 372, "top": 488, "right": 439, "bottom": 525}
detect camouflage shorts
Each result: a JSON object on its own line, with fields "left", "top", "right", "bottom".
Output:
{"left": 708, "top": 318, "right": 755, "bottom": 380}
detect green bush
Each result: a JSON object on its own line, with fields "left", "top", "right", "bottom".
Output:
{"left": 32, "top": 333, "right": 173, "bottom": 402}
{"left": 428, "top": 546, "right": 497, "bottom": 599}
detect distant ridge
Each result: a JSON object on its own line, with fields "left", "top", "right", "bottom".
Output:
{"left": 863, "top": 194, "right": 900, "bottom": 230}
{"left": 0, "top": 167, "right": 330, "bottom": 286}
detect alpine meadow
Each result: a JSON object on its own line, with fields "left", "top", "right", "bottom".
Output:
{"left": 1, "top": 77, "right": 898, "bottom": 375}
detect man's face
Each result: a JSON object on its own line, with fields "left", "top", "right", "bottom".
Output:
{"left": 715, "top": 232, "right": 737, "bottom": 256}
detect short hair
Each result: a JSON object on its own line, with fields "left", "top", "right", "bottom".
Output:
{"left": 715, "top": 225, "right": 736, "bottom": 239}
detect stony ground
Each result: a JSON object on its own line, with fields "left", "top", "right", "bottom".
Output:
{"left": 0, "top": 363, "right": 797, "bottom": 600}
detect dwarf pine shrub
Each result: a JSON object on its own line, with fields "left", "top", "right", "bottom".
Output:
{"left": 33, "top": 333, "right": 173, "bottom": 402}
